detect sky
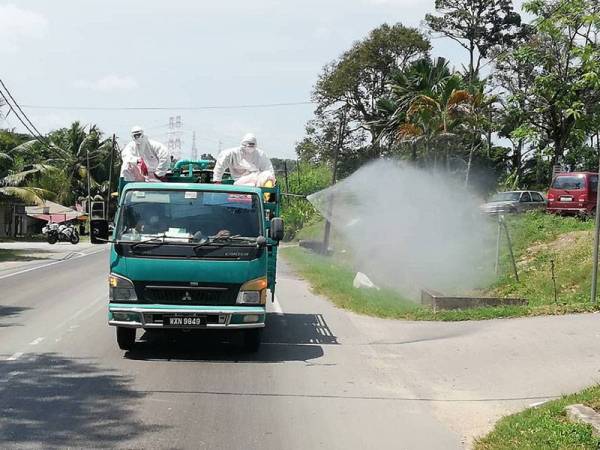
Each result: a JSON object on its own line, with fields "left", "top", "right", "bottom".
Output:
{"left": 0, "top": 0, "right": 525, "bottom": 159}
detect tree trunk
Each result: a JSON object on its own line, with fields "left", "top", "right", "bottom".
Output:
{"left": 465, "top": 143, "right": 476, "bottom": 188}
{"left": 553, "top": 139, "right": 564, "bottom": 168}
{"left": 512, "top": 140, "right": 523, "bottom": 177}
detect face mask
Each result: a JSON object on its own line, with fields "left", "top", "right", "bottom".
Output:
{"left": 242, "top": 144, "right": 256, "bottom": 154}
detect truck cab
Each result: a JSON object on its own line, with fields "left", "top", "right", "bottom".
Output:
{"left": 98, "top": 168, "right": 283, "bottom": 352}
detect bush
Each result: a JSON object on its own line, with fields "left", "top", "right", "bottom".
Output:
{"left": 280, "top": 163, "right": 331, "bottom": 240}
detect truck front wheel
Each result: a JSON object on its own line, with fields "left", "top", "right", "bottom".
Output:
{"left": 242, "top": 328, "right": 263, "bottom": 352}
{"left": 116, "top": 327, "right": 136, "bottom": 350}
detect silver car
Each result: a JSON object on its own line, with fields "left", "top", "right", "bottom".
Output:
{"left": 480, "top": 191, "right": 547, "bottom": 214}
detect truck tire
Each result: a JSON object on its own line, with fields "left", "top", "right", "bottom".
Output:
{"left": 242, "top": 328, "right": 263, "bottom": 352}
{"left": 116, "top": 327, "right": 136, "bottom": 350}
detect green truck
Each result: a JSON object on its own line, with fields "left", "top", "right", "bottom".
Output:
{"left": 93, "top": 160, "right": 283, "bottom": 352}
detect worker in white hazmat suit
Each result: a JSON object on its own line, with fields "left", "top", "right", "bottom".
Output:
{"left": 119, "top": 126, "right": 170, "bottom": 182}
{"left": 212, "top": 133, "right": 275, "bottom": 186}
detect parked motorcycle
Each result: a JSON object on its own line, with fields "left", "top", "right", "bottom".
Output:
{"left": 42, "top": 222, "right": 80, "bottom": 245}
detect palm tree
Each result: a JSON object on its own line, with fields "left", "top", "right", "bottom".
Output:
{"left": 0, "top": 186, "right": 53, "bottom": 205}
{"left": 397, "top": 74, "right": 474, "bottom": 166}
{"left": 376, "top": 57, "right": 454, "bottom": 152}
{"left": 9, "top": 122, "right": 111, "bottom": 204}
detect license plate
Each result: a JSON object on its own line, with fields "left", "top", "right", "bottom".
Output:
{"left": 560, "top": 197, "right": 573, "bottom": 202}
{"left": 165, "top": 315, "right": 206, "bottom": 327}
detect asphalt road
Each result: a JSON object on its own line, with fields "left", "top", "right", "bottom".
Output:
{"left": 2, "top": 248, "right": 600, "bottom": 449}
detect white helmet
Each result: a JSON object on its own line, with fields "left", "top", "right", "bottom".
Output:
{"left": 240, "top": 133, "right": 257, "bottom": 151}
{"left": 131, "top": 126, "right": 144, "bottom": 140}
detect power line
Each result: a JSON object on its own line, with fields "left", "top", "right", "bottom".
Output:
{"left": 0, "top": 89, "right": 41, "bottom": 142}
{"left": 19, "top": 101, "right": 315, "bottom": 111}
{"left": 0, "top": 79, "right": 52, "bottom": 150}
{"left": 0, "top": 79, "right": 46, "bottom": 139}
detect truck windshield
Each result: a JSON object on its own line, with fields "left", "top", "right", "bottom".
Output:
{"left": 116, "top": 189, "right": 261, "bottom": 242}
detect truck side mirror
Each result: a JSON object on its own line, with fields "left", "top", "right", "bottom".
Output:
{"left": 269, "top": 218, "right": 284, "bottom": 241}
{"left": 90, "top": 219, "right": 109, "bottom": 244}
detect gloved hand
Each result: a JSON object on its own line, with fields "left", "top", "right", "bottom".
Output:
{"left": 137, "top": 159, "right": 149, "bottom": 176}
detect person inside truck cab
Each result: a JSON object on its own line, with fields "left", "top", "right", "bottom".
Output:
{"left": 212, "top": 133, "right": 275, "bottom": 185}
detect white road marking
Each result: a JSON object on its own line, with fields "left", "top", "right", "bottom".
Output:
{"left": 529, "top": 400, "right": 551, "bottom": 408}
{"left": 29, "top": 337, "right": 45, "bottom": 346}
{"left": 271, "top": 294, "right": 284, "bottom": 315}
{"left": 0, "top": 248, "right": 107, "bottom": 281}
{"left": 6, "top": 352, "right": 23, "bottom": 361}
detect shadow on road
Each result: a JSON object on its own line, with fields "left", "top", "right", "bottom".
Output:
{"left": 0, "top": 249, "right": 54, "bottom": 262}
{"left": 0, "top": 353, "right": 165, "bottom": 447}
{"left": 124, "top": 312, "right": 337, "bottom": 363}
{"left": 0, "top": 305, "right": 30, "bottom": 328}
{"left": 263, "top": 313, "right": 338, "bottom": 345}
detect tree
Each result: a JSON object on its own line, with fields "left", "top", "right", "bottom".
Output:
{"left": 0, "top": 186, "right": 53, "bottom": 205}
{"left": 308, "top": 23, "right": 431, "bottom": 166}
{"left": 8, "top": 122, "right": 112, "bottom": 204}
{"left": 426, "top": 0, "right": 523, "bottom": 81}
{"left": 491, "top": 24, "right": 538, "bottom": 180}
{"left": 376, "top": 57, "right": 454, "bottom": 157}
{"left": 45, "top": 122, "right": 112, "bottom": 203}
{"left": 377, "top": 58, "right": 478, "bottom": 167}
{"left": 510, "top": 0, "right": 600, "bottom": 169}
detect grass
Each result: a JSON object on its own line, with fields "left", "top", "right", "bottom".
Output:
{"left": 489, "top": 213, "right": 596, "bottom": 307}
{"left": 282, "top": 211, "right": 600, "bottom": 321}
{"left": 475, "top": 385, "right": 600, "bottom": 450}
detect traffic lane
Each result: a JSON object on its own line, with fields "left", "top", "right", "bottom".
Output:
{"left": 123, "top": 341, "right": 458, "bottom": 450}
{"left": 0, "top": 247, "right": 108, "bottom": 309}
{"left": 0, "top": 251, "right": 460, "bottom": 449}
{"left": 1, "top": 303, "right": 459, "bottom": 448}
{"left": 0, "top": 241, "right": 101, "bottom": 279}
{"left": 98, "top": 297, "right": 458, "bottom": 448}
{"left": 0, "top": 249, "right": 109, "bottom": 356}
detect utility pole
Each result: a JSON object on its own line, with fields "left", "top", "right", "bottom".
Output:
{"left": 86, "top": 142, "right": 91, "bottom": 232}
{"left": 107, "top": 133, "right": 115, "bottom": 220}
{"left": 322, "top": 108, "right": 347, "bottom": 254}
{"left": 591, "top": 132, "right": 600, "bottom": 304}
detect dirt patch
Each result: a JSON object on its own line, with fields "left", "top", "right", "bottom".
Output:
{"left": 517, "top": 231, "right": 591, "bottom": 268}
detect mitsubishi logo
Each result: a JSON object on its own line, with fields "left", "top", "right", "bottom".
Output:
{"left": 182, "top": 291, "right": 192, "bottom": 301}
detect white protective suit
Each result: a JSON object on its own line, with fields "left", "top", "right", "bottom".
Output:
{"left": 120, "top": 129, "right": 170, "bottom": 182}
{"left": 213, "top": 133, "right": 275, "bottom": 185}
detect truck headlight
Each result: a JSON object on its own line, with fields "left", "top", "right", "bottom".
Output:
{"left": 236, "top": 277, "right": 267, "bottom": 305}
{"left": 109, "top": 274, "right": 138, "bottom": 302}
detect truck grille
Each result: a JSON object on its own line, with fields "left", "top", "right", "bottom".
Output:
{"left": 134, "top": 282, "right": 240, "bottom": 306}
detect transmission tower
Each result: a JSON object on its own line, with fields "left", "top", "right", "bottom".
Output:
{"left": 167, "top": 115, "right": 184, "bottom": 160}
{"left": 191, "top": 131, "right": 198, "bottom": 160}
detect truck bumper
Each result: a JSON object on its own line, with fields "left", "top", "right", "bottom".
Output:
{"left": 108, "top": 303, "right": 266, "bottom": 329}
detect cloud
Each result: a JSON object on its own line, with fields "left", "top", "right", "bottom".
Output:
{"left": 0, "top": 4, "right": 48, "bottom": 53}
{"left": 74, "top": 75, "right": 139, "bottom": 92}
